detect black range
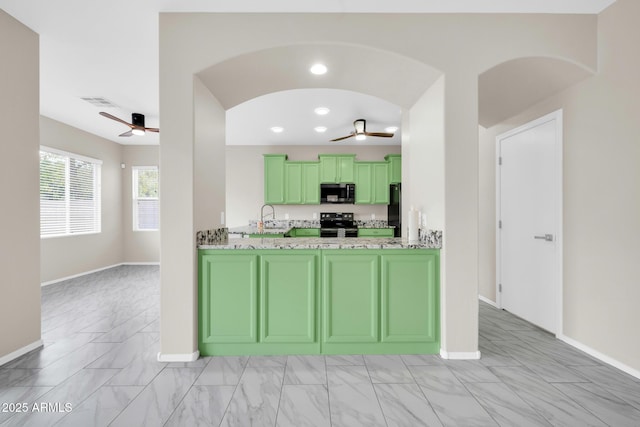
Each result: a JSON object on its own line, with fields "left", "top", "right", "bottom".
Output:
{"left": 319, "top": 212, "right": 358, "bottom": 238}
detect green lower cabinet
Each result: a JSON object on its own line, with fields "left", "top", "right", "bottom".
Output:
{"left": 247, "top": 233, "right": 286, "bottom": 238}
{"left": 260, "top": 253, "right": 318, "bottom": 344}
{"left": 290, "top": 228, "right": 320, "bottom": 237}
{"left": 199, "top": 253, "right": 258, "bottom": 345}
{"left": 199, "top": 249, "right": 439, "bottom": 356}
{"left": 358, "top": 228, "right": 395, "bottom": 238}
{"left": 322, "top": 253, "right": 379, "bottom": 347}
{"left": 381, "top": 253, "right": 439, "bottom": 345}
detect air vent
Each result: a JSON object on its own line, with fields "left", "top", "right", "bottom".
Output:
{"left": 80, "top": 97, "right": 118, "bottom": 108}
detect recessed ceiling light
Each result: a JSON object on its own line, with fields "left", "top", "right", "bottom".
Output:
{"left": 385, "top": 126, "right": 399, "bottom": 133}
{"left": 314, "top": 126, "right": 327, "bottom": 133}
{"left": 270, "top": 126, "right": 284, "bottom": 133}
{"left": 314, "top": 107, "right": 330, "bottom": 116}
{"left": 310, "top": 63, "right": 328, "bottom": 75}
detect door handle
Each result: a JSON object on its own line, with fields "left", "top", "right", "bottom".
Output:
{"left": 534, "top": 234, "right": 554, "bottom": 242}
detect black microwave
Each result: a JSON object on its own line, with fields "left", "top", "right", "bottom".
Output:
{"left": 320, "top": 183, "right": 355, "bottom": 204}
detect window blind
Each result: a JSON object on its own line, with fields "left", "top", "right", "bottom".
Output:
{"left": 133, "top": 167, "right": 159, "bottom": 230}
{"left": 40, "top": 147, "right": 101, "bottom": 237}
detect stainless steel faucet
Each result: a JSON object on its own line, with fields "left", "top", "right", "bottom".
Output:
{"left": 260, "top": 204, "right": 275, "bottom": 226}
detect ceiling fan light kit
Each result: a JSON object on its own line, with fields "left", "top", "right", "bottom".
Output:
{"left": 99, "top": 111, "right": 159, "bottom": 137}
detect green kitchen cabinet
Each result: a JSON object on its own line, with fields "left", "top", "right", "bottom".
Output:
{"left": 284, "top": 162, "right": 303, "bottom": 204}
{"left": 260, "top": 252, "right": 318, "bottom": 343}
{"left": 302, "top": 162, "right": 320, "bottom": 204}
{"left": 381, "top": 253, "right": 439, "bottom": 344}
{"left": 247, "top": 233, "right": 286, "bottom": 238}
{"left": 319, "top": 155, "right": 355, "bottom": 183}
{"left": 385, "top": 154, "right": 402, "bottom": 184}
{"left": 199, "top": 253, "right": 258, "bottom": 344}
{"left": 372, "top": 162, "right": 390, "bottom": 204}
{"left": 322, "top": 252, "right": 379, "bottom": 347}
{"left": 354, "top": 162, "right": 389, "bottom": 204}
{"left": 264, "top": 155, "right": 286, "bottom": 204}
{"left": 357, "top": 228, "right": 395, "bottom": 238}
{"left": 285, "top": 162, "right": 319, "bottom": 204}
{"left": 290, "top": 228, "right": 321, "bottom": 237}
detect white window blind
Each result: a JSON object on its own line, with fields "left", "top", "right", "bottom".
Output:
{"left": 40, "top": 147, "right": 102, "bottom": 238}
{"left": 133, "top": 166, "right": 159, "bottom": 231}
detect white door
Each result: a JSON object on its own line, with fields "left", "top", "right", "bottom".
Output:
{"left": 497, "top": 111, "right": 562, "bottom": 334}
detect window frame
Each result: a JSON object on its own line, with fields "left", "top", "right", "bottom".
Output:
{"left": 132, "top": 166, "right": 159, "bottom": 232}
{"left": 39, "top": 146, "right": 102, "bottom": 239}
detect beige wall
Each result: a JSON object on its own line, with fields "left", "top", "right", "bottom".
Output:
{"left": 478, "top": 0, "right": 640, "bottom": 372}
{"left": 159, "top": 12, "right": 597, "bottom": 357}
{"left": 0, "top": 10, "right": 41, "bottom": 359}
{"left": 478, "top": 125, "right": 497, "bottom": 302}
{"left": 225, "top": 145, "right": 400, "bottom": 228}
{"left": 40, "top": 117, "right": 124, "bottom": 283}
{"left": 122, "top": 145, "right": 160, "bottom": 263}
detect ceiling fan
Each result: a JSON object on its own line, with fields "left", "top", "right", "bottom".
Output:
{"left": 330, "top": 119, "right": 394, "bottom": 142}
{"left": 99, "top": 112, "right": 159, "bottom": 137}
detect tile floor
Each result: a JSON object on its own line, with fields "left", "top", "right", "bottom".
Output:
{"left": 1, "top": 265, "right": 640, "bottom": 426}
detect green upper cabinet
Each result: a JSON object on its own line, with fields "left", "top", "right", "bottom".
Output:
{"left": 355, "top": 162, "right": 389, "bottom": 204}
{"left": 319, "top": 155, "right": 355, "bottom": 183}
{"left": 284, "top": 163, "right": 303, "bottom": 204}
{"left": 385, "top": 154, "right": 401, "bottom": 184}
{"left": 264, "top": 154, "right": 286, "bottom": 204}
{"left": 285, "top": 162, "right": 319, "bottom": 205}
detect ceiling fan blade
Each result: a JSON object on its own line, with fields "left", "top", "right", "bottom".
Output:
{"left": 100, "top": 111, "right": 133, "bottom": 127}
{"left": 330, "top": 134, "right": 355, "bottom": 142}
{"left": 119, "top": 130, "right": 133, "bottom": 137}
{"left": 365, "top": 132, "right": 394, "bottom": 138}
{"left": 145, "top": 127, "right": 160, "bottom": 133}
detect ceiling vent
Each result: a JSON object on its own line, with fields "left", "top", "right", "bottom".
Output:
{"left": 80, "top": 97, "right": 118, "bottom": 108}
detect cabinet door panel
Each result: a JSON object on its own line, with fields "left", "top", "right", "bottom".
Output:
{"left": 261, "top": 253, "right": 317, "bottom": 343}
{"left": 381, "top": 253, "right": 438, "bottom": 343}
{"left": 323, "top": 253, "right": 379, "bottom": 343}
{"left": 303, "top": 163, "right": 320, "bottom": 204}
{"left": 338, "top": 156, "right": 354, "bottom": 182}
{"left": 264, "top": 155, "right": 286, "bottom": 204}
{"left": 354, "top": 163, "right": 372, "bottom": 204}
{"left": 200, "top": 254, "right": 258, "bottom": 343}
{"left": 319, "top": 156, "right": 338, "bottom": 183}
{"left": 372, "top": 163, "right": 390, "bottom": 204}
{"left": 285, "top": 163, "right": 303, "bottom": 204}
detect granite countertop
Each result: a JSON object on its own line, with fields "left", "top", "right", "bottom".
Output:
{"left": 228, "top": 225, "right": 293, "bottom": 235}
{"left": 199, "top": 236, "right": 440, "bottom": 250}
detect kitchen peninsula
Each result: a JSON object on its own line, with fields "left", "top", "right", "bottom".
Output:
{"left": 198, "top": 231, "right": 442, "bottom": 357}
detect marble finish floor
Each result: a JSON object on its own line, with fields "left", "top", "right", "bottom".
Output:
{"left": 1, "top": 265, "right": 640, "bottom": 426}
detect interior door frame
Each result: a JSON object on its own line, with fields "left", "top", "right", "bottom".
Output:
{"left": 495, "top": 109, "right": 563, "bottom": 336}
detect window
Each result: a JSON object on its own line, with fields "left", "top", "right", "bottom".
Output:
{"left": 40, "top": 147, "right": 102, "bottom": 237}
{"left": 133, "top": 166, "right": 159, "bottom": 231}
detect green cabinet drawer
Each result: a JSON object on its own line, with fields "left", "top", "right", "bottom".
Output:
{"left": 358, "top": 228, "right": 395, "bottom": 238}
{"left": 291, "top": 228, "right": 320, "bottom": 237}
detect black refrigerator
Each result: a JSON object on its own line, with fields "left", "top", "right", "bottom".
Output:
{"left": 388, "top": 183, "right": 401, "bottom": 237}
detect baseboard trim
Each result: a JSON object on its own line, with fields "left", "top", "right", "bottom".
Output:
{"left": 0, "top": 340, "right": 43, "bottom": 367}
{"left": 41, "top": 262, "right": 160, "bottom": 286}
{"left": 157, "top": 351, "right": 200, "bottom": 363}
{"left": 440, "top": 350, "right": 481, "bottom": 360}
{"left": 479, "top": 295, "right": 498, "bottom": 308}
{"left": 558, "top": 334, "right": 640, "bottom": 380}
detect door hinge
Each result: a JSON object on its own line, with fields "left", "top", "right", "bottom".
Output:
{"left": 499, "top": 283, "right": 502, "bottom": 293}
{"left": 498, "top": 220, "right": 502, "bottom": 229}
{"left": 498, "top": 157, "right": 502, "bottom": 165}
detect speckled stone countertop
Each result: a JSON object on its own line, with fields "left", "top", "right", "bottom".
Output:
{"left": 228, "top": 225, "right": 293, "bottom": 235}
{"left": 230, "top": 219, "right": 394, "bottom": 236}
{"left": 199, "top": 235, "right": 441, "bottom": 250}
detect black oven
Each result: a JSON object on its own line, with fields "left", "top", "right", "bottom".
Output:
{"left": 320, "top": 212, "right": 358, "bottom": 238}
{"left": 320, "top": 183, "right": 355, "bottom": 204}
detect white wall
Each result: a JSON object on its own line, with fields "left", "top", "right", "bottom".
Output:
{"left": 122, "top": 145, "right": 160, "bottom": 263}
{"left": 225, "top": 145, "right": 400, "bottom": 228}
{"left": 478, "top": 125, "right": 496, "bottom": 302}
{"left": 39, "top": 117, "right": 124, "bottom": 283}
{"left": 0, "top": 9, "right": 41, "bottom": 360}
{"left": 478, "top": 0, "right": 640, "bottom": 372}
{"left": 159, "top": 12, "right": 597, "bottom": 358}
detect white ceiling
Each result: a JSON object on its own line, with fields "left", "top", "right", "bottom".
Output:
{"left": 0, "top": 0, "right": 616, "bottom": 146}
